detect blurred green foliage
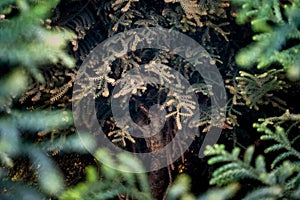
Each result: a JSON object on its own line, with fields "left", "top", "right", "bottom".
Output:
{"left": 0, "top": 0, "right": 74, "bottom": 82}
{"left": 60, "top": 148, "right": 240, "bottom": 200}
{"left": 231, "top": 0, "right": 300, "bottom": 81}
{"left": 167, "top": 174, "right": 239, "bottom": 200}
{"left": 0, "top": 0, "right": 75, "bottom": 199}
{"left": 60, "top": 148, "right": 153, "bottom": 200}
